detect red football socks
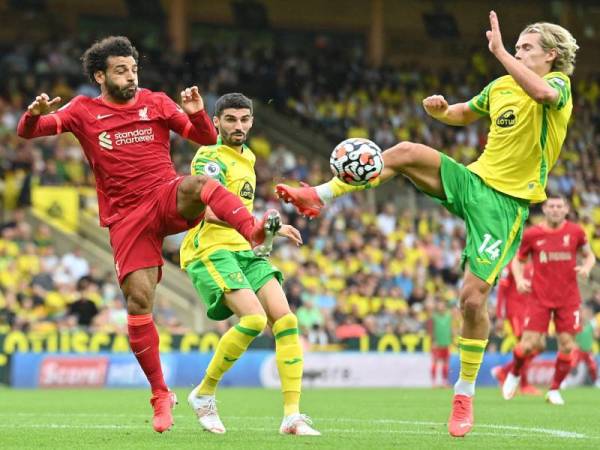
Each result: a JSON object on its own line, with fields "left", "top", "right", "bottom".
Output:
{"left": 200, "top": 178, "right": 256, "bottom": 242}
{"left": 511, "top": 345, "right": 526, "bottom": 375}
{"left": 550, "top": 352, "right": 572, "bottom": 390}
{"left": 127, "top": 314, "right": 168, "bottom": 394}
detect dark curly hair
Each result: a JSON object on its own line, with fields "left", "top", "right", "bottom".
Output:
{"left": 215, "top": 93, "right": 253, "bottom": 117}
{"left": 81, "top": 36, "right": 139, "bottom": 84}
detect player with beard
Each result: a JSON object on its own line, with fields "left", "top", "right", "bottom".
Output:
{"left": 181, "top": 93, "right": 320, "bottom": 436}
{"left": 17, "top": 37, "right": 278, "bottom": 433}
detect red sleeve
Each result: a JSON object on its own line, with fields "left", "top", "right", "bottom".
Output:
{"left": 158, "top": 93, "right": 217, "bottom": 145}
{"left": 17, "top": 112, "right": 59, "bottom": 138}
{"left": 17, "top": 97, "right": 80, "bottom": 138}
{"left": 576, "top": 224, "right": 588, "bottom": 248}
{"left": 517, "top": 228, "right": 534, "bottom": 261}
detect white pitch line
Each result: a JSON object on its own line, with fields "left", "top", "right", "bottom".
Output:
{"left": 0, "top": 416, "right": 590, "bottom": 440}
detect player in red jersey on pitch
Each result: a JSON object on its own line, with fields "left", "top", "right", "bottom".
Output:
{"left": 17, "top": 36, "right": 277, "bottom": 433}
{"left": 491, "top": 260, "right": 541, "bottom": 395}
{"left": 502, "top": 195, "right": 596, "bottom": 405}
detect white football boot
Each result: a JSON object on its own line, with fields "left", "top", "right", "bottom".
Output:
{"left": 545, "top": 389, "right": 565, "bottom": 405}
{"left": 187, "top": 386, "right": 226, "bottom": 434}
{"left": 279, "top": 413, "right": 321, "bottom": 436}
{"left": 253, "top": 209, "right": 282, "bottom": 257}
{"left": 502, "top": 372, "right": 521, "bottom": 400}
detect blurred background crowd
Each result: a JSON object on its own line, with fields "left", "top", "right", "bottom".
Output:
{"left": 1, "top": 31, "right": 599, "bottom": 348}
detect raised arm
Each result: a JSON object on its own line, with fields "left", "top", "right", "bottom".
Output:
{"left": 486, "top": 11, "right": 558, "bottom": 104}
{"left": 422, "top": 96, "right": 481, "bottom": 126}
{"left": 164, "top": 87, "right": 217, "bottom": 146}
{"left": 17, "top": 93, "right": 63, "bottom": 138}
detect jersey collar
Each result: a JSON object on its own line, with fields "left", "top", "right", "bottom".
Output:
{"left": 217, "top": 135, "right": 249, "bottom": 153}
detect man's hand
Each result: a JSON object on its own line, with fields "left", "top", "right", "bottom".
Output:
{"left": 27, "top": 93, "right": 62, "bottom": 116}
{"left": 516, "top": 278, "right": 532, "bottom": 294}
{"left": 486, "top": 10, "right": 505, "bottom": 55}
{"left": 422, "top": 95, "right": 449, "bottom": 119}
{"left": 575, "top": 265, "right": 592, "bottom": 279}
{"left": 180, "top": 86, "right": 205, "bottom": 115}
{"left": 277, "top": 224, "right": 303, "bottom": 247}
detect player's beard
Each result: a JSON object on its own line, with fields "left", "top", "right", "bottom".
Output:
{"left": 223, "top": 130, "right": 246, "bottom": 147}
{"left": 105, "top": 78, "right": 137, "bottom": 102}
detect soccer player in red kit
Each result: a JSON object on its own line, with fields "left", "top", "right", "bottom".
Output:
{"left": 17, "top": 36, "right": 277, "bottom": 432}
{"left": 491, "top": 260, "right": 541, "bottom": 395}
{"left": 502, "top": 196, "right": 596, "bottom": 404}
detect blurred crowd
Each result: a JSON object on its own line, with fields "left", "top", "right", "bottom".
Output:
{"left": 1, "top": 34, "right": 599, "bottom": 348}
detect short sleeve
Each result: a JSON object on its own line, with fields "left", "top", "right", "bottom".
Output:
{"left": 544, "top": 72, "right": 571, "bottom": 110}
{"left": 467, "top": 80, "right": 495, "bottom": 116}
{"left": 190, "top": 148, "right": 226, "bottom": 185}
{"left": 517, "top": 229, "right": 533, "bottom": 260}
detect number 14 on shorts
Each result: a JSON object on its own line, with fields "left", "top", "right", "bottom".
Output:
{"left": 478, "top": 233, "right": 503, "bottom": 261}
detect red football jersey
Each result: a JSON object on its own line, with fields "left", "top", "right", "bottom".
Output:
{"left": 518, "top": 221, "right": 587, "bottom": 307}
{"left": 496, "top": 261, "right": 533, "bottom": 318}
{"left": 17, "top": 89, "right": 217, "bottom": 226}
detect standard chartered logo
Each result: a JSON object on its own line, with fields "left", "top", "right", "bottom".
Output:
{"left": 99, "top": 128, "right": 154, "bottom": 150}
{"left": 99, "top": 131, "right": 113, "bottom": 150}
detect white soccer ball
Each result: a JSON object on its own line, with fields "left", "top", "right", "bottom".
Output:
{"left": 330, "top": 138, "right": 384, "bottom": 186}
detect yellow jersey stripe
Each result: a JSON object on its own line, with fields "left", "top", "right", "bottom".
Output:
{"left": 486, "top": 207, "right": 525, "bottom": 284}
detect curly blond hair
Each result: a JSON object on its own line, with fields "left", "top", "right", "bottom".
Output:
{"left": 520, "top": 23, "right": 579, "bottom": 75}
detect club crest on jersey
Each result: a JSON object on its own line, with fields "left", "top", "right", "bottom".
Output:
{"left": 204, "top": 162, "right": 221, "bottom": 178}
{"left": 138, "top": 107, "right": 149, "bottom": 121}
{"left": 496, "top": 109, "right": 516, "bottom": 128}
{"left": 240, "top": 181, "right": 254, "bottom": 200}
{"left": 563, "top": 234, "right": 570, "bottom": 247}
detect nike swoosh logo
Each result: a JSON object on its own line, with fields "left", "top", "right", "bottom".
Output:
{"left": 97, "top": 114, "right": 114, "bottom": 119}
{"left": 459, "top": 423, "right": 472, "bottom": 428}
{"left": 224, "top": 356, "right": 238, "bottom": 362}
{"left": 284, "top": 358, "right": 302, "bottom": 365}
{"left": 232, "top": 206, "right": 244, "bottom": 215}
{"left": 134, "top": 346, "right": 150, "bottom": 356}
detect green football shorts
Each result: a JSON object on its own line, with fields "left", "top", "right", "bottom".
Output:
{"left": 186, "top": 249, "right": 283, "bottom": 320}
{"left": 430, "top": 154, "right": 530, "bottom": 284}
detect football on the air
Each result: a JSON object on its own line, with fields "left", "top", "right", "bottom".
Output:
{"left": 330, "top": 138, "right": 384, "bottom": 186}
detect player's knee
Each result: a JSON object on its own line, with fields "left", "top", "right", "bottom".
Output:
{"left": 180, "top": 175, "right": 211, "bottom": 199}
{"left": 385, "top": 141, "right": 420, "bottom": 168}
{"left": 239, "top": 313, "right": 268, "bottom": 334}
{"left": 125, "top": 286, "right": 153, "bottom": 313}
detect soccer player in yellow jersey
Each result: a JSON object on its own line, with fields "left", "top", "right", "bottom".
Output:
{"left": 276, "top": 12, "right": 578, "bottom": 437}
{"left": 181, "top": 93, "right": 320, "bottom": 436}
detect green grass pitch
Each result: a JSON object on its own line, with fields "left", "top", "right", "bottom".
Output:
{"left": 1, "top": 387, "right": 599, "bottom": 449}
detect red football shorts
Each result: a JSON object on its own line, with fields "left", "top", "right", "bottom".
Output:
{"left": 507, "top": 314, "right": 525, "bottom": 338}
{"left": 524, "top": 301, "right": 580, "bottom": 334}
{"left": 431, "top": 346, "right": 450, "bottom": 360}
{"left": 108, "top": 177, "right": 203, "bottom": 285}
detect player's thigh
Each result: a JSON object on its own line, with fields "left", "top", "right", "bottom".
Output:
{"left": 554, "top": 304, "right": 581, "bottom": 335}
{"left": 237, "top": 251, "right": 288, "bottom": 323}
{"left": 223, "top": 288, "right": 265, "bottom": 317}
{"left": 524, "top": 303, "right": 552, "bottom": 335}
{"left": 463, "top": 187, "right": 529, "bottom": 285}
{"left": 186, "top": 250, "right": 258, "bottom": 320}
{"left": 460, "top": 264, "right": 492, "bottom": 307}
{"left": 256, "top": 277, "right": 291, "bottom": 324}
{"left": 383, "top": 141, "right": 443, "bottom": 198}
{"left": 556, "top": 332, "right": 576, "bottom": 353}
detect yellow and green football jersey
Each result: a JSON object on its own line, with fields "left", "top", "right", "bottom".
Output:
{"left": 467, "top": 71, "right": 572, "bottom": 203}
{"left": 180, "top": 137, "right": 256, "bottom": 268}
